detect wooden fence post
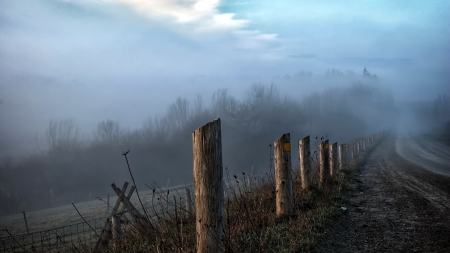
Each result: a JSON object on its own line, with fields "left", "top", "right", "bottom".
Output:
{"left": 338, "top": 144, "right": 344, "bottom": 170}
{"left": 330, "top": 142, "right": 338, "bottom": 177}
{"left": 274, "top": 133, "right": 293, "bottom": 217}
{"left": 346, "top": 144, "right": 353, "bottom": 161}
{"left": 185, "top": 188, "right": 193, "bottom": 214}
{"left": 351, "top": 144, "right": 354, "bottom": 161}
{"left": 319, "top": 140, "right": 330, "bottom": 185}
{"left": 192, "top": 118, "right": 224, "bottom": 253}
{"left": 111, "top": 215, "right": 121, "bottom": 250}
{"left": 343, "top": 143, "right": 349, "bottom": 166}
{"left": 299, "top": 136, "right": 312, "bottom": 189}
{"left": 356, "top": 142, "right": 360, "bottom": 156}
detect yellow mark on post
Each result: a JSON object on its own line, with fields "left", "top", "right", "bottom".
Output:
{"left": 325, "top": 143, "right": 329, "bottom": 149}
{"left": 284, "top": 143, "right": 291, "bottom": 152}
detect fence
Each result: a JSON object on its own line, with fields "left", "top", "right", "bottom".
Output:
{"left": 0, "top": 216, "right": 105, "bottom": 253}
{"left": 192, "top": 118, "right": 385, "bottom": 253}
{"left": 0, "top": 183, "right": 196, "bottom": 253}
{"left": 1, "top": 117, "right": 384, "bottom": 253}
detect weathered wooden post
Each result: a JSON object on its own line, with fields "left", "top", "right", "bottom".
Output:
{"left": 185, "top": 188, "right": 193, "bottom": 214}
{"left": 338, "top": 144, "right": 344, "bottom": 170}
{"left": 274, "top": 133, "right": 293, "bottom": 217}
{"left": 330, "top": 142, "right": 338, "bottom": 177}
{"left": 299, "top": 136, "right": 312, "bottom": 189}
{"left": 111, "top": 215, "right": 121, "bottom": 250}
{"left": 356, "top": 142, "right": 360, "bottom": 156}
{"left": 351, "top": 144, "right": 355, "bottom": 161}
{"left": 343, "top": 144, "right": 347, "bottom": 166}
{"left": 192, "top": 118, "right": 224, "bottom": 253}
{"left": 319, "top": 140, "right": 330, "bottom": 185}
{"left": 347, "top": 144, "right": 351, "bottom": 162}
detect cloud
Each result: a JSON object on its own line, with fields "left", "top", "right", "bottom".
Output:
{"left": 101, "top": 0, "right": 281, "bottom": 56}
{"left": 102, "top": 0, "right": 247, "bottom": 32}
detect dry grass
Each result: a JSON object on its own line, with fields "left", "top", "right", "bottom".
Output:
{"left": 106, "top": 163, "right": 355, "bottom": 253}
{"left": 2, "top": 138, "right": 375, "bottom": 253}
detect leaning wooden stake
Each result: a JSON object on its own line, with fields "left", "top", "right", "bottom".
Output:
{"left": 319, "top": 140, "right": 330, "bottom": 185}
{"left": 274, "top": 133, "right": 293, "bottom": 217}
{"left": 299, "top": 136, "right": 312, "bottom": 189}
{"left": 330, "top": 142, "right": 338, "bottom": 177}
{"left": 192, "top": 118, "right": 224, "bottom": 253}
{"left": 94, "top": 182, "right": 130, "bottom": 253}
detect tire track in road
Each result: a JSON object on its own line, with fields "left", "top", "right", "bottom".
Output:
{"left": 380, "top": 136, "right": 450, "bottom": 212}
{"left": 395, "top": 134, "right": 450, "bottom": 177}
{"left": 379, "top": 159, "right": 450, "bottom": 212}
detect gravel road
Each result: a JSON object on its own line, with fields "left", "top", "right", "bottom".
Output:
{"left": 315, "top": 133, "right": 450, "bottom": 252}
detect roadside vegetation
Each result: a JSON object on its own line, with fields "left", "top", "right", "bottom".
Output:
{"left": 91, "top": 138, "right": 374, "bottom": 253}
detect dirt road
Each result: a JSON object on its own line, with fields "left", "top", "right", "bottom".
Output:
{"left": 315, "top": 133, "right": 450, "bottom": 252}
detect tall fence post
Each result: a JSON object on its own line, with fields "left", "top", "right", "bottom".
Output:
{"left": 338, "top": 144, "right": 344, "bottom": 170}
{"left": 330, "top": 142, "right": 338, "bottom": 177}
{"left": 299, "top": 136, "right": 312, "bottom": 189}
{"left": 185, "top": 188, "right": 193, "bottom": 214}
{"left": 356, "top": 142, "right": 360, "bottom": 156}
{"left": 274, "top": 133, "right": 293, "bottom": 217}
{"left": 111, "top": 215, "right": 121, "bottom": 250}
{"left": 351, "top": 144, "right": 355, "bottom": 161}
{"left": 319, "top": 140, "right": 330, "bottom": 185}
{"left": 192, "top": 118, "right": 224, "bottom": 253}
{"left": 343, "top": 144, "right": 347, "bottom": 166}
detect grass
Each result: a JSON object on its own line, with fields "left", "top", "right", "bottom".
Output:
{"left": 105, "top": 149, "right": 371, "bottom": 253}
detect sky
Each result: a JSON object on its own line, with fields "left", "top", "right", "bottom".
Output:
{"left": 0, "top": 0, "right": 449, "bottom": 156}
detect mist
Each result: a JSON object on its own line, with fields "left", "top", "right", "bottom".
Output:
{"left": 0, "top": 0, "right": 449, "bottom": 215}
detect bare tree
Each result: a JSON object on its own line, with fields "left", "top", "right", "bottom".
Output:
{"left": 192, "top": 94, "right": 204, "bottom": 116}
{"left": 166, "top": 97, "right": 190, "bottom": 130}
{"left": 212, "top": 89, "right": 239, "bottom": 117}
{"left": 143, "top": 116, "right": 172, "bottom": 141}
{"left": 94, "top": 120, "right": 123, "bottom": 144}
{"left": 46, "top": 119, "right": 80, "bottom": 149}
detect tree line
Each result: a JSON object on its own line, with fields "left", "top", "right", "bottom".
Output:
{"left": 0, "top": 82, "right": 396, "bottom": 215}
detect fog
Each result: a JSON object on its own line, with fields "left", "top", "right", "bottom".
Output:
{"left": 0, "top": 0, "right": 449, "bottom": 215}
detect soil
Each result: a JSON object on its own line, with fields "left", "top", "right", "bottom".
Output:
{"left": 314, "top": 134, "right": 450, "bottom": 253}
